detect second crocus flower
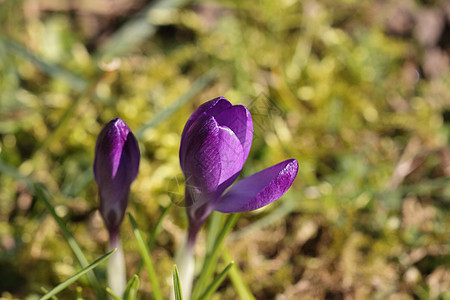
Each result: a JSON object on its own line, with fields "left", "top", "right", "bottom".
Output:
{"left": 177, "top": 97, "right": 298, "bottom": 298}
{"left": 180, "top": 97, "right": 298, "bottom": 243}
{"left": 94, "top": 118, "right": 140, "bottom": 298}
{"left": 94, "top": 118, "right": 140, "bottom": 241}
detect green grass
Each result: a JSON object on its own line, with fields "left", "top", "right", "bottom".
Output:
{"left": 1, "top": 0, "right": 449, "bottom": 299}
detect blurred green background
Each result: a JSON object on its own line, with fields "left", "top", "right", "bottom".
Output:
{"left": 1, "top": 0, "right": 449, "bottom": 299}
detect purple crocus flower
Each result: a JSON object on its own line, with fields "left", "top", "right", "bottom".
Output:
{"left": 94, "top": 118, "right": 140, "bottom": 241}
{"left": 180, "top": 97, "right": 298, "bottom": 243}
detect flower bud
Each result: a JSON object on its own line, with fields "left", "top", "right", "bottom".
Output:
{"left": 94, "top": 118, "right": 140, "bottom": 235}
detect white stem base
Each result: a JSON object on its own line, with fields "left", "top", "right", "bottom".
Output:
{"left": 173, "top": 236, "right": 195, "bottom": 300}
{"left": 108, "top": 239, "right": 126, "bottom": 298}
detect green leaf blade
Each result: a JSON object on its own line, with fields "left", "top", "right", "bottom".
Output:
{"left": 123, "top": 274, "right": 140, "bottom": 300}
{"left": 128, "top": 213, "right": 163, "bottom": 300}
{"left": 173, "top": 265, "right": 183, "bottom": 300}
{"left": 198, "top": 262, "right": 234, "bottom": 300}
{"left": 40, "top": 249, "right": 116, "bottom": 300}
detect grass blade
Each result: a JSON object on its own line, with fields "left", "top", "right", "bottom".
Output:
{"left": 136, "top": 204, "right": 172, "bottom": 276}
{"left": 0, "top": 161, "right": 34, "bottom": 191}
{"left": 123, "top": 274, "right": 140, "bottom": 300}
{"left": 127, "top": 213, "right": 162, "bottom": 300}
{"left": 222, "top": 249, "right": 255, "bottom": 300}
{"left": 34, "top": 183, "right": 104, "bottom": 299}
{"left": 61, "top": 167, "right": 94, "bottom": 198}
{"left": 197, "top": 262, "right": 233, "bottom": 300}
{"left": 40, "top": 249, "right": 116, "bottom": 300}
{"left": 192, "top": 213, "right": 239, "bottom": 299}
{"left": 105, "top": 288, "right": 121, "bottom": 300}
{"left": 148, "top": 203, "right": 172, "bottom": 249}
{"left": 0, "top": 164, "right": 103, "bottom": 297}
{"left": 1, "top": 37, "right": 87, "bottom": 92}
{"left": 173, "top": 265, "right": 183, "bottom": 300}
{"left": 39, "top": 287, "right": 58, "bottom": 300}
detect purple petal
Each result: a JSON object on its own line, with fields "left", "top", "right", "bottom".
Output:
{"left": 94, "top": 118, "right": 140, "bottom": 232}
{"left": 98, "top": 183, "right": 131, "bottom": 233}
{"left": 215, "top": 159, "right": 299, "bottom": 213}
{"left": 214, "top": 105, "right": 253, "bottom": 163}
{"left": 217, "top": 125, "right": 245, "bottom": 186}
{"left": 182, "top": 115, "right": 222, "bottom": 195}
{"left": 180, "top": 97, "right": 231, "bottom": 166}
{"left": 94, "top": 118, "right": 140, "bottom": 185}
{"left": 94, "top": 119, "right": 126, "bottom": 182}
{"left": 186, "top": 97, "right": 232, "bottom": 127}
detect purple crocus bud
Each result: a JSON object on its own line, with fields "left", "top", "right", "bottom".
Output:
{"left": 179, "top": 97, "right": 298, "bottom": 243}
{"left": 94, "top": 118, "right": 140, "bottom": 239}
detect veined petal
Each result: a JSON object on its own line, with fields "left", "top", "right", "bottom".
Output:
{"left": 215, "top": 105, "right": 253, "bottom": 163}
{"left": 217, "top": 125, "right": 245, "bottom": 187}
{"left": 215, "top": 159, "right": 298, "bottom": 213}
{"left": 183, "top": 97, "right": 231, "bottom": 135}
{"left": 180, "top": 97, "right": 231, "bottom": 166}
{"left": 182, "top": 115, "right": 222, "bottom": 194}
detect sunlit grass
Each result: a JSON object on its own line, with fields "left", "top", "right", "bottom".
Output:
{"left": 0, "top": 0, "right": 449, "bottom": 299}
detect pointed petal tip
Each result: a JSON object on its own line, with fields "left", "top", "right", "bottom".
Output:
{"left": 215, "top": 158, "right": 299, "bottom": 213}
{"left": 94, "top": 117, "right": 140, "bottom": 192}
{"left": 285, "top": 158, "right": 299, "bottom": 176}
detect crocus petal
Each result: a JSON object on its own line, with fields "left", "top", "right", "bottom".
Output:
{"left": 94, "top": 119, "right": 126, "bottom": 182}
{"left": 94, "top": 118, "right": 140, "bottom": 233}
{"left": 94, "top": 118, "right": 140, "bottom": 186}
{"left": 183, "top": 97, "right": 231, "bottom": 135}
{"left": 217, "top": 125, "right": 245, "bottom": 187}
{"left": 214, "top": 105, "right": 253, "bottom": 162}
{"left": 215, "top": 159, "right": 298, "bottom": 213}
{"left": 182, "top": 115, "right": 222, "bottom": 195}
{"left": 98, "top": 183, "right": 130, "bottom": 233}
{"left": 180, "top": 97, "right": 231, "bottom": 167}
